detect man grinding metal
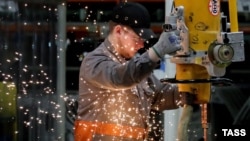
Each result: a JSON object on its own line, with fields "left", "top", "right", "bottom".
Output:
{"left": 74, "top": 2, "right": 194, "bottom": 141}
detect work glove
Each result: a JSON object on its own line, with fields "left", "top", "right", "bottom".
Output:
{"left": 151, "top": 31, "right": 181, "bottom": 59}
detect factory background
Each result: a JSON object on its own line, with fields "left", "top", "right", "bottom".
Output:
{"left": 0, "top": 0, "right": 249, "bottom": 141}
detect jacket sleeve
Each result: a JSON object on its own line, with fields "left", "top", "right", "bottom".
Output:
{"left": 148, "top": 74, "right": 180, "bottom": 111}
{"left": 81, "top": 50, "right": 159, "bottom": 90}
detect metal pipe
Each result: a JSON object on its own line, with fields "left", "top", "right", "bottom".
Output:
{"left": 56, "top": 3, "right": 66, "bottom": 141}
{"left": 201, "top": 103, "right": 208, "bottom": 141}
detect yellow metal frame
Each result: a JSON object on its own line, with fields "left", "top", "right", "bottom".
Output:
{"left": 174, "top": 0, "right": 239, "bottom": 103}
{"left": 174, "top": 0, "right": 222, "bottom": 103}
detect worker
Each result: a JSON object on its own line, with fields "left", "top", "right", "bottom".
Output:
{"left": 74, "top": 2, "right": 194, "bottom": 141}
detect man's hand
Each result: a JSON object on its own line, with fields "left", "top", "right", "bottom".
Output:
{"left": 151, "top": 31, "right": 181, "bottom": 59}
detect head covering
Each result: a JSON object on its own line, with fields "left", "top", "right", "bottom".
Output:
{"left": 110, "top": 2, "right": 156, "bottom": 39}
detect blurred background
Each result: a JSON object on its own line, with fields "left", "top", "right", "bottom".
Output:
{"left": 0, "top": 0, "right": 249, "bottom": 141}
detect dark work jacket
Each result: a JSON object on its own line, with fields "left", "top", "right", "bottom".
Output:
{"left": 76, "top": 38, "right": 179, "bottom": 141}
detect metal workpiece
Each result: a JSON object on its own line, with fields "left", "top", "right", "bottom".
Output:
{"left": 163, "top": 6, "right": 183, "bottom": 31}
{"left": 164, "top": 6, "right": 189, "bottom": 55}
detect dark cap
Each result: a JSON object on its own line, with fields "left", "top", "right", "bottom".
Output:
{"left": 110, "top": 2, "right": 156, "bottom": 39}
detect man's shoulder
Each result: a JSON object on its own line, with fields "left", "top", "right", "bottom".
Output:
{"left": 83, "top": 43, "right": 110, "bottom": 60}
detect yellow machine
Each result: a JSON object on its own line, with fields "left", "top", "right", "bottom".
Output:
{"left": 161, "top": 0, "right": 245, "bottom": 140}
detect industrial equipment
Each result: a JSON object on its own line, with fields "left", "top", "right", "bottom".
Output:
{"left": 161, "top": 0, "right": 245, "bottom": 140}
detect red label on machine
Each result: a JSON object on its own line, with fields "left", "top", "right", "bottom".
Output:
{"left": 208, "top": 0, "right": 220, "bottom": 16}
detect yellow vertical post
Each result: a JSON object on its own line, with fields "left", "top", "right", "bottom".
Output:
{"left": 228, "top": 0, "right": 239, "bottom": 32}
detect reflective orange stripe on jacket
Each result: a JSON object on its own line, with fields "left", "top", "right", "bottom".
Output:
{"left": 74, "top": 120, "right": 147, "bottom": 141}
